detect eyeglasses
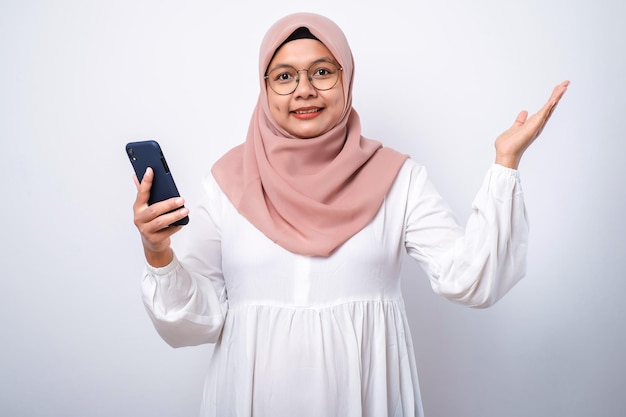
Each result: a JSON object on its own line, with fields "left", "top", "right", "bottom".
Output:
{"left": 264, "top": 60, "right": 343, "bottom": 95}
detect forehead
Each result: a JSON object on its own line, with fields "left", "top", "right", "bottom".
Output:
{"left": 268, "top": 39, "right": 337, "bottom": 69}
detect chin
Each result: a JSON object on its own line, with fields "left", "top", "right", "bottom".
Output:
{"left": 288, "top": 124, "right": 335, "bottom": 139}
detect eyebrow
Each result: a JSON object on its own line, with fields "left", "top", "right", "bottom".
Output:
{"left": 267, "top": 57, "right": 338, "bottom": 72}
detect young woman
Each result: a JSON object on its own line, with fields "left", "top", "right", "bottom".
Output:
{"left": 132, "top": 12, "right": 568, "bottom": 417}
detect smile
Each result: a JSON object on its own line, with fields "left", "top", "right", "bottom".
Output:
{"left": 293, "top": 108, "right": 322, "bottom": 114}
{"left": 291, "top": 107, "right": 323, "bottom": 120}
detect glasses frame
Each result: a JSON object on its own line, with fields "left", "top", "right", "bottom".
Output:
{"left": 264, "top": 61, "right": 343, "bottom": 96}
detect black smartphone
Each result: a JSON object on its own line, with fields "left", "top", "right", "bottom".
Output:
{"left": 125, "top": 140, "right": 189, "bottom": 226}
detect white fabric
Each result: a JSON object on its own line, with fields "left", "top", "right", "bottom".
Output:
{"left": 141, "top": 160, "right": 528, "bottom": 417}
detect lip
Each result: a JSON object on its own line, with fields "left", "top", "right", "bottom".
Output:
{"left": 291, "top": 107, "right": 323, "bottom": 120}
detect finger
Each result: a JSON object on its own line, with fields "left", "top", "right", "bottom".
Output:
{"left": 527, "top": 81, "right": 568, "bottom": 126}
{"left": 139, "top": 167, "right": 154, "bottom": 190}
{"left": 151, "top": 196, "right": 186, "bottom": 215}
{"left": 529, "top": 85, "right": 567, "bottom": 138}
{"left": 512, "top": 110, "right": 528, "bottom": 128}
{"left": 143, "top": 206, "right": 189, "bottom": 233}
{"left": 535, "top": 80, "right": 570, "bottom": 128}
{"left": 136, "top": 196, "right": 187, "bottom": 224}
{"left": 134, "top": 167, "right": 154, "bottom": 207}
{"left": 547, "top": 80, "right": 570, "bottom": 107}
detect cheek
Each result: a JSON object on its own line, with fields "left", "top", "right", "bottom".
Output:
{"left": 331, "top": 91, "right": 346, "bottom": 121}
{"left": 267, "top": 96, "right": 286, "bottom": 120}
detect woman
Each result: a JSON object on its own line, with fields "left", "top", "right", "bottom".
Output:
{"left": 132, "top": 12, "right": 568, "bottom": 417}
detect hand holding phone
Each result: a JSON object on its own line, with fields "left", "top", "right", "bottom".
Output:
{"left": 126, "top": 140, "right": 189, "bottom": 226}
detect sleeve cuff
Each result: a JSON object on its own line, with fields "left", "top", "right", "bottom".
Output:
{"left": 492, "top": 163, "right": 520, "bottom": 178}
{"left": 145, "top": 251, "right": 180, "bottom": 276}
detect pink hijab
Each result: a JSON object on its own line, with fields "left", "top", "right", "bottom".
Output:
{"left": 211, "top": 12, "right": 408, "bottom": 256}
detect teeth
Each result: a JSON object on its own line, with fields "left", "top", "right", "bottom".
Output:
{"left": 295, "top": 108, "right": 320, "bottom": 114}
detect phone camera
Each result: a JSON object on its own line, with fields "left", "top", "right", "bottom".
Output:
{"left": 128, "top": 148, "right": 136, "bottom": 161}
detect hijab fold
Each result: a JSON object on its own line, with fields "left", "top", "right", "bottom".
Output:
{"left": 212, "top": 12, "right": 408, "bottom": 256}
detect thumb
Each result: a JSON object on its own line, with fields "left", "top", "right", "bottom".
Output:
{"left": 512, "top": 110, "right": 528, "bottom": 128}
{"left": 137, "top": 167, "right": 154, "bottom": 199}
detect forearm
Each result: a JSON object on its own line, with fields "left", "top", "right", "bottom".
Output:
{"left": 434, "top": 165, "right": 528, "bottom": 307}
{"left": 142, "top": 255, "right": 227, "bottom": 347}
{"left": 405, "top": 164, "right": 528, "bottom": 308}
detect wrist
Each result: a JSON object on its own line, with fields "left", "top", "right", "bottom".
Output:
{"left": 495, "top": 154, "right": 520, "bottom": 170}
{"left": 143, "top": 246, "right": 174, "bottom": 268}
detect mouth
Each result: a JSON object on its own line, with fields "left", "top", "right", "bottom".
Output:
{"left": 291, "top": 107, "right": 323, "bottom": 120}
{"left": 292, "top": 107, "right": 322, "bottom": 115}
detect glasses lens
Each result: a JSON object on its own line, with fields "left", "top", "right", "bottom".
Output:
{"left": 308, "top": 62, "right": 340, "bottom": 91}
{"left": 267, "top": 66, "right": 298, "bottom": 95}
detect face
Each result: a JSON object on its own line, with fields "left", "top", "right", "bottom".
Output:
{"left": 265, "top": 39, "right": 345, "bottom": 139}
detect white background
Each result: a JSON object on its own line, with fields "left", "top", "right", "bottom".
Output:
{"left": 2, "top": 0, "right": 624, "bottom": 416}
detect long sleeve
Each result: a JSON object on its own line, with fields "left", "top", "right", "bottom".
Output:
{"left": 404, "top": 163, "right": 528, "bottom": 308}
{"left": 141, "top": 175, "right": 229, "bottom": 347}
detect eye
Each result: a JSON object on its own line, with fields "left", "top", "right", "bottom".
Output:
{"left": 270, "top": 67, "right": 297, "bottom": 84}
{"left": 310, "top": 65, "right": 335, "bottom": 79}
{"left": 277, "top": 72, "right": 292, "bottom": 81}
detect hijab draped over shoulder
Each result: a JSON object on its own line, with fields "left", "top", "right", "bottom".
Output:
{"left": 211, "top": 12, "right": 408, "bottom": 257}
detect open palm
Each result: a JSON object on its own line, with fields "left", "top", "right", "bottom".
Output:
{"left": 495, "top": 80, "right": 570, "bottom": 169}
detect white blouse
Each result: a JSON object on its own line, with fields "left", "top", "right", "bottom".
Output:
{"left": 141, "top": 160, "right": 528, "bottom": 417}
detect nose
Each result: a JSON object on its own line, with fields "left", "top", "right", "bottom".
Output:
{"left": 294, "top": 70, "right": 317, "bottom": 98}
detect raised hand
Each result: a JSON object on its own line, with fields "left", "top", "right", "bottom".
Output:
{"left": 132, "top": 167, "right": 189, "bottom": 267}
{"left": 495, "top": 80, "right": 570, "bottom": 169}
